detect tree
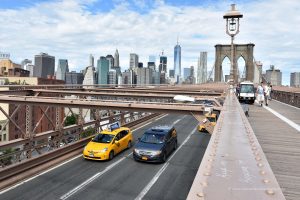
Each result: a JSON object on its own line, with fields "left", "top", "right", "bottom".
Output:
{"left": 64, "top": 114, "right": 77, "bottom": 126}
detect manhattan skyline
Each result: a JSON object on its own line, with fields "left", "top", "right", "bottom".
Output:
{"left": 0, "top": 0, "right": 299, "bottom": 85}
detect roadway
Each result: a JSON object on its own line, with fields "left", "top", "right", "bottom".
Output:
{"left": 0, "top": 114, "right": 211, "bottom": 200}
{"left": 248, "top": 99, "right": 300, "bottom": 200}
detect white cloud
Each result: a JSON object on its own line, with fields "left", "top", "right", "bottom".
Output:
{"left": 0, "top": 0, "right": 299, "bottom": 85}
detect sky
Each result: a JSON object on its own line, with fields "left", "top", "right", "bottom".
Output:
{"left": 0, "top": 0, "right": 299, "bottom": 85}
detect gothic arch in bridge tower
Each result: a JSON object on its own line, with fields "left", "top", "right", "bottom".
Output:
{"left": 214, "top": 43, "right": 255, "bottom": 82}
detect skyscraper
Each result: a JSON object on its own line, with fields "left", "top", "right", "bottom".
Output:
{"left": 82, "top": 66, "right": 96, "bottom": 86}
{"left": 159, "top": 51, "right": 167, "bottom": 73}
{"left": 114, "top": 49, "right": 119, "bottom": 67}
{"left": 108, "top": 70, "right": 117, "bottom": 86}
{"left": 65, "top": 71, "right": 84, "bottom": 84}
{"left": 169, "top": 69, "right": 175, "bottom": 78}
{"left": 21, "top": 59, "right": 32, "bottom": 69}
{"left": 25, "top": 63, "right": 35, "bottom": 77}
{"left": 197, "top": 52, "right": 207, "bottom": 84}
{"left": 147, "top": 62, "right": 156, "bottom": 71}
{"left": 56, "top": 59, "right": 69, "bottom": 81}
{"left": 34, "top": 53, "right": 55, "bottom": 78}
{"left": 106, "top": 55, "right": 114, "bottom": 69}
{"left": 89, "top": 54, "right": 94, "bottom": 67}
{"left": 183, "top": 68, "right": 191, "bottom": 80}
{"left": 130, "top": 53, "right": 139, "bottom": 71}
{"left": 137, "top": 68, "right": 153, "bottom": 86}
{"left": 174, "top": 41, "right": 181, "bottom": 82}
{"left": 152, "top": 71, "right": 160, "bottom": 85}
{"left": 97, "top": 56, "right": 109, "bottom": 85}
{"left": 290, "top": 72, "right": 300, "bottom": 87}
{"left": 122, "top": 70, "right": 134, "bottom": 86}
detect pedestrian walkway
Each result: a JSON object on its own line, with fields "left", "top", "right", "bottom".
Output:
{"left": 248, "top": 101, "right": 300, "bottom": 200}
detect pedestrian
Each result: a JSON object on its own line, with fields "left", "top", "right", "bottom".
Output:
{"left": 236, "top": 84, "right": 240, "bottom": 97}
{"left": 264, "top": 83, "right": 271, "bottom": 106}
{"left": 269, "top": 85, "right": 273, "bottom": 100}
{"left": 256, "top": 82, "right": 264, "bottom": 107}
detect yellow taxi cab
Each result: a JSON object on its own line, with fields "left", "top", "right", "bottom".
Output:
{"left": 198, "top": 113, "right": 217, "bottom": 132}
{"left": 83, "top": 123, "right": 133, "bottom": 161}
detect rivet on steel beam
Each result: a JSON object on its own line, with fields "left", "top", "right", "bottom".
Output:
{"left": 260, "top": 170, "right": 266, "bottom": 175}
{"left": 257, "top": 163, "right": 264, "bottom": 167}
{"left": 204, "top": 172, "right": 211, "bottom": 176}
{"left": 265, "top": 189, "right": 275, "bottom": 195}
{"left": 208, "top": 158, "right": 214, "bottom": 162}
{"left": 197, "top": 192, "right": 204, "bottom": 197}
{"left": 201, "top": 182, "right": 208, "bottom": 187}
{"left": 263, "top": 179, "right": 270, "bottom": 183}
{"left": 255, "top": 156, "right": 261, "bottom": 161}
{"left": 252, "top": 147, "right": 257, "bottom": 150}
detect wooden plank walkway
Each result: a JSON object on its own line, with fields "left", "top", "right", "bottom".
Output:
{"left": 248, "top": 101, "right": 300, "bottom": 200}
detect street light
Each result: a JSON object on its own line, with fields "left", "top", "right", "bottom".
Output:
{"left": 223, "top": 4, "right": 243, "bottom": 83}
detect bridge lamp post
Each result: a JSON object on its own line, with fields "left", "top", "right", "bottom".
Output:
{"left": 223, "top": 4, "right": 243, "bottom": 83}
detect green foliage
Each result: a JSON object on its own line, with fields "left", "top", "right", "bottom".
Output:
{"left": 80, "top": 127, "right": 95, "bottom": 139}
{"left": 64, "top": 114, "right": 78, "bottom": 126}
{"left": 0, "top": 148, "right": 15, "bottom": 166}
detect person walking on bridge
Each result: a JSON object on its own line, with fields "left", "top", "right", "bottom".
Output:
{"left": 264, "top": 83, "right": 271, "bottom": 106}
{"left": 256, "top": 82, "right": 264, "bottom": 107}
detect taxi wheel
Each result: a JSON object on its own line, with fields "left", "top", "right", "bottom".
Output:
{"left": 109, "top": 151, "right": 114, "bottom": 160}
{"left": 127, "top": 141, "right": 132, "bottom": 149}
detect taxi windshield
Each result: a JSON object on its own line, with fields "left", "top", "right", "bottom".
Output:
{"left": 207, "top": 117, "right": 216, "bottom": 122}
{"left": 92, "top": 133, "right": 114, "bottom": 143}
{"left": 140, "top": 133, "right": 165, "bottom": 144}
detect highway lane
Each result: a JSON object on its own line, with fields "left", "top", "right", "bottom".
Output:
{"left": 0, "top": 114, "right": 210, "bottom": 200}
{"left": 63, "top": 115, "right": 209, "bottom": 200}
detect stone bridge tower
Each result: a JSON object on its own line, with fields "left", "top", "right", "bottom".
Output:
{"left": 214, "top": 43, "right": 255, "bottom": 82}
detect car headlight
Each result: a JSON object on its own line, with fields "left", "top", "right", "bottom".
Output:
{"left": 100, "top": 147, "right": 108, "bottom": 153}
{"left": 134, "top": 149, "right": 140, "bottom": 154}
{"left": 93, "top": 148, "right": 108, "bottom": 153}
{"left": 149, "top": 150, "right": 161, "bottom": 156}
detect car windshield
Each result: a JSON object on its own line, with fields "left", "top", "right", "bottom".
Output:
{"left": 92, "top": 133, "right": 114, "bottom": 143}
{"left": 207, "top": 117, "right": 216, "bottom": 122}
{"left": 140, "top": 133, "right": 165, "bottom": 144}
{"left": 240, "top": 85, "right": 254, "bottom": 93}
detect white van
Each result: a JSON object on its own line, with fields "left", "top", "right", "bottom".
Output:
{"left": 238, "top": 81, "right": 255, "bottom": 104}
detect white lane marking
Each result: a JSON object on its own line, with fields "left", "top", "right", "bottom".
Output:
{"left": 0, "top": 113, "right": 172, "bottom": 195}
{"left": 172, "top": 119, "right": 181, "bottom": 125}
{"left": 0, "top": 154, "right": 82, "bottom": 195}
{"left": 264, "top": 105, "right": 300, "bottom": 132}
{"left": 273, "top": 99, "right": 300, "bottom": 110}
{"left": 168, "top": 126, "right": 197, "bottom": 161}
{"left": 155, "top": 114, "right": 169, "bottom": 121}
{"left": 60, "top": 157, "right": 126, "bottom": 200}
{"left": 134, "top": 163, "right": 170, "bottom": 200}
{"left": 135, "top": 126, "right": 197, "bottom": 200}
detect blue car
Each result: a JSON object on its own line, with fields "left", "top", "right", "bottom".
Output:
{"left": 133, "top": 126, "right": 177, "bottom": 163}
